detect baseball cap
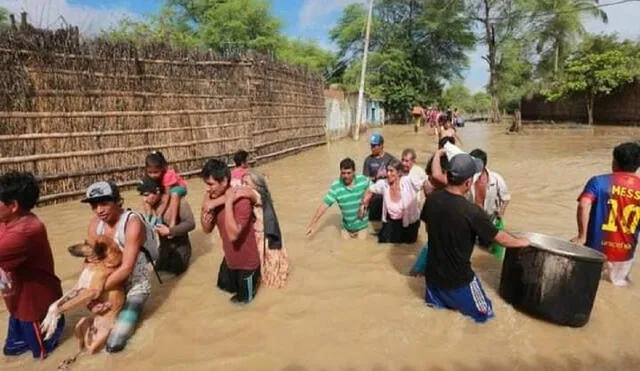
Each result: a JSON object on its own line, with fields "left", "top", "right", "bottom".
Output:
{"left": 370, "top": 133, "right": 384, "bottom": 146}
{"left": 81, "top": 181, "right": 121, "bottom": 203}
{"left": 447, "top": 153, "right": 483, "bottom": 182}
{"left": 137, "top": 176, "right": 163, "bottom": 194}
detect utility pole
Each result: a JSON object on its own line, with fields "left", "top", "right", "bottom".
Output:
{"left": 353, "top": 0, "right": 374, "bottom": 141}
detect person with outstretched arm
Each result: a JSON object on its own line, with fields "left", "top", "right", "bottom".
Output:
{"left": 306, "top": 158, "right": 371, "bottom": 239}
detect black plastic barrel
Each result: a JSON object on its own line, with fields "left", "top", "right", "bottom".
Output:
{"left": 499, "top": 232, "right": 605, "bottom": 327}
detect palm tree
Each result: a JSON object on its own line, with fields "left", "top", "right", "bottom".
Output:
{"left": 532, "top": 0, "right": 607, "bottom": 78}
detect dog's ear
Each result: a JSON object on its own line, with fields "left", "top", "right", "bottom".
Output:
{"left": 68, "top": 242, "right": 92, "bottom": 258}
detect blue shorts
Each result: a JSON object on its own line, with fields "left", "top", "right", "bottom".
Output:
{"left": 3, "top": 315, "right": 65, "bottom": 359}
{"left": 425, "top": 276, "right": 494, "bottom": 323}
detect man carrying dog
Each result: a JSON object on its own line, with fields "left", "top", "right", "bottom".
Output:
{"left": 82, "top": 181, "right": 151, "bottom": 353}
{"left": 0, "top": 171, "right": 64, "bottom": 359}
{"left": 200, "top": 159, "right": 260, "bottom": 305}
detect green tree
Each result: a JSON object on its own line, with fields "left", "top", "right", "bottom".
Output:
{"left": 470, "top": 91, "right": 492, "bottom": 114}
{"left": 279, "top": 39, "right": 336, "bottom": 75}
{"left": 0, "top": 7, "right": 9, "bottom": 27}
{"left": 468, "top": 0, "right": 530, "bottom": 123}
{"left": 330, "top": 0, "right": 475, "bottom": 118}
{"left": 441, "top": 84, "right": 473, "bottom": 112}
{"left": 530, "top": 0, "right": 607, "bottom": 79}
{"left": 543, "top": 35, "right": 640, "bottom": 125}
{"left": 107, "top": 0, "right": 283, "bottom": 53}
{"left": 495, "top": 36, "right": 535, "bottom": 112}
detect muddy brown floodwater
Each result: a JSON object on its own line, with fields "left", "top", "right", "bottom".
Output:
{"left": 2, "top": 124, "right": 640, "bottom": 371}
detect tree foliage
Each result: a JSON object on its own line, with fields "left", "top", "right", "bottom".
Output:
{"left": 543, "top": 34, "right": 640, "bottom": 125}
{"left": 0, "top": 6, "right": 9, "bottom": 27}
{"left": 105, "top": 0, "right": 334, "bottom": 74}
{"left": 528, "top": 0, "right": 607, "bottom": 79}
{"left": 330, "top": 0, "right": 475, "bottom": 116}
{"left": 279, "top": 39, "right": 336, "bottom": 75}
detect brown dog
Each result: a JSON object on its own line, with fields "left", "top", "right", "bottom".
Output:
{"left": 41, "top": 236, "right": 125, "bottom": 365}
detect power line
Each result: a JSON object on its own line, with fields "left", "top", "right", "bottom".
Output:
{"left": 484, "top": 0, "right": 640, "bottom": 22}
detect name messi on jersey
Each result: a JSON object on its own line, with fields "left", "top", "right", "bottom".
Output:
{"left": 611, "top": 185, "right": 640, "bottom": 200}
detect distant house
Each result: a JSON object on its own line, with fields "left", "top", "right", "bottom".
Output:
{"left": 324, "top": 87, "right": 385, "bottom": 139}
{"left": 345, "top": 92, "right": 385, "bottom": 127}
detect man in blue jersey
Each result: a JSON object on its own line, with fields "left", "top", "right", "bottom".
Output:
{"left": 571, "top": 142, "right": 640, "bottom": 286}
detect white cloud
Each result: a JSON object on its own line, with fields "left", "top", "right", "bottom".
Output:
{"left": 298, "top": 0, "right": 361, "bottom": 31}
{"left": 0, "top": 0, "right": 139, "bottom": 34}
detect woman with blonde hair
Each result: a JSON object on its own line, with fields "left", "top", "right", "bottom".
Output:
{"left": 232, "top": 169, "right": 289, "bottom": 288}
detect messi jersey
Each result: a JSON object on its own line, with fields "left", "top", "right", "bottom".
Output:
{"left": 579, "top": 173, "right": 640, "bottom": 262}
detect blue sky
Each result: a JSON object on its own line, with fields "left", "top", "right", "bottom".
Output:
{"left": 1, "top": 0, "right": 638, "bottom": 91}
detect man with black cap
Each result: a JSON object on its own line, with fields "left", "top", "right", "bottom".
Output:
{"left": 138, "top": 176, "right": 195, "bottom": 275}
{"left": 363, "top": 133, "right": 397, "bottom": 226}
{"left": 423, "top": 153, "right": 530, "bottom": 323}
{"left": 79, "top": 181, "right": 151, "bottom": 352}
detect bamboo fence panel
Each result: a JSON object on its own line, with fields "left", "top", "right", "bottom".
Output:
{"left": 0, "top": 28, "right": 326, "bottom": 204}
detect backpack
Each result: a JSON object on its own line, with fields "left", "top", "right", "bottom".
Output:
{"left": 97, "top": 209, "right": 163, "bottom": 284}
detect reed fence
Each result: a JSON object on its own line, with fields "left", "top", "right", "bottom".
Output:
{"left": 0, "top": 27, "right": 326, "bottom": 204}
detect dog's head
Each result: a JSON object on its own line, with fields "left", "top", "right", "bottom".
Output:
{"left": 67, "top": 236, "right": 123, "bottom": 268}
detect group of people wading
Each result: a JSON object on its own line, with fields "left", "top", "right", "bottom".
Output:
{"left": 0, "top": 125, "right": 639, "bottom": 361}
{"left": 0, "top": 150, "right": 288, "bottom": 359}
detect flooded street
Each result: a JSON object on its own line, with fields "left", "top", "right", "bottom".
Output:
{"left": 2, "top": 123, "right": 640, "bottom": 370}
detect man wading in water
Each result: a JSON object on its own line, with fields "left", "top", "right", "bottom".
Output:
{"left": 200, "top": 159, "right": 260, "bottom": 304}
{"left": 362, "top": 133, "right": 397, "bottom": 230}
{"left": 138, "top": 176, "right": 195, "bottom": 275}
{"left": 423, "top": 153, "right": 530, "bottom": 323}
{"left": 571, "top": 142, "right": 640, "bottom": 286}
{"left": 306, "top": 158, "right": 371, "bottom": 239}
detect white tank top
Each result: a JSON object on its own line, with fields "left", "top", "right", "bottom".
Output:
{"left": 96, "top": 211, "right": 151, "bottom": 298}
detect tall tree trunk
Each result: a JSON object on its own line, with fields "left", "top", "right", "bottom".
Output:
{"left": 554, "top": 44, "right": 559, "bottom": 77}
{"left": 586, "top": 94, "right": 594, "bottom": 126}
{"left": 487, "top": 24, "right": 501, "bottom": 123}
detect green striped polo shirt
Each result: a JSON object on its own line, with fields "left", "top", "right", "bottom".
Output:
{"left": 323, "top": 174, "right": 371, "bottom": 232}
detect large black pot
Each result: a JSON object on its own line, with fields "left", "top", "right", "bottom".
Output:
{"left": 499, "top": 232, "right": 605, "bottom": 327}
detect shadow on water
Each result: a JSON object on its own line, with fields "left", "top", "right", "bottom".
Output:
{"left": 282, "top": 353, "right": 640, "bottom": 371}
{"left": 142, "top": 229, "right": 213, "bottom": 321}
{"left": 386, "top": 239, "right": 424, "bottom": 300}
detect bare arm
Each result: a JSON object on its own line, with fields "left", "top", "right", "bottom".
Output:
{"left": 454, "top": 131, "right": 463, "bottom": 146}
{"left": 571, "top": 197, "right": 593, "bottom": 245}
{"left": 359, "top": 190, "right": 374, "bottom": 219}
{"left": 431, "top": 149, "right": 448, "bottom": 186}
{"left": 494, "top": 231, "right": 530, "bottom": 248}
{"left": 201, "top": 194, "right": 225, "bottom": 234}
{"left": 224, "top": 189, "right": 253, "bottom": 243}
{"left": 306, "top": 203, "right": 330, "bottom": 236}
{"left": 103, "top": 217, "right": 144, "bottom": 291}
